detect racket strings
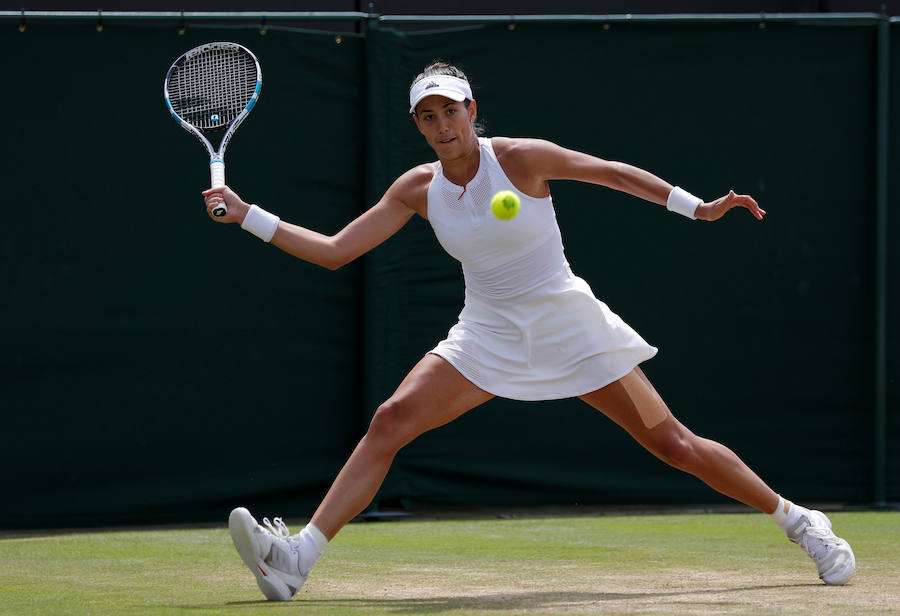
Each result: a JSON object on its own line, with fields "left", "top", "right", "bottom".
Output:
{"left": 170, "top": 47, "right": 258, "bottom": 130}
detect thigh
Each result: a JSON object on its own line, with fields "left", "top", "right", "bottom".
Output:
{"left": 378, "top": 352, "right": 495, "bottom": 436}
{"left": 579, "top": 367, "right": 692, "bottom": 450}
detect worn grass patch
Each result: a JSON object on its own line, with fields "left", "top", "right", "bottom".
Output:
{"left": 1, "top": 512, "right": 897, "bottom": 615}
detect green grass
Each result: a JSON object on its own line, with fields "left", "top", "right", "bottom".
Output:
{"left": 1, "top": 512, "right": 898, "bottom": 615}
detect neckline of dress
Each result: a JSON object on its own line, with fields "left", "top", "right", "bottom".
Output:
{"left": 439, "top": 139, "right": 487, "bottom": 196}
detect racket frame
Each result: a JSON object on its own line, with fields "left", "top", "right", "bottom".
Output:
{"left": 163, "top": 41, "right": 262, "bottom": 217}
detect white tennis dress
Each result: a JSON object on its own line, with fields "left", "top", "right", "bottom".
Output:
{"left": 427, "top": 137, "right": 658, "bottom": 400}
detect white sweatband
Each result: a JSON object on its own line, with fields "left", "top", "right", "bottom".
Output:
{"left": 666, "top": 186, "right": 702, "bottom": 219}
{"left": 240, "top": 204, "right": 280, "bottom": 242}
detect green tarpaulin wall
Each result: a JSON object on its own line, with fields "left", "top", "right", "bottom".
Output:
{"left": 1, "top": 16, "right": 896, "bottom": 528}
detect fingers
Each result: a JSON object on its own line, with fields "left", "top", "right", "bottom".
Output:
{"left": 201, "top": 185, "right": 249, "bottom": 224}
{"left": 725, "top": 190, "right": 766, "bottom": 220}
{"left": 204, "top": 192, "right": 225, "bottom": 207}
{"left": 203, "top": 187, "right": 230, "bottom": 221}
{"left": 202, "top": 186, "right": 226, "bottom": 197}
{"left": 750, "top": 200, "right": 767, "bottom": 220}
{"left": 205, "top": 194, "right": 224, "bottom": 209}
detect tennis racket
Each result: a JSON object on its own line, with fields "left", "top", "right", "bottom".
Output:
{"left": 164, "top": 41, "right": 262, "bottom": 217}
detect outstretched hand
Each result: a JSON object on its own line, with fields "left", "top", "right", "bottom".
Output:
{"left": 695, "top": 190, "right": 766, "bottom": 222}
{"left": 201, "top": 186, "right": 251, "bottom": 224}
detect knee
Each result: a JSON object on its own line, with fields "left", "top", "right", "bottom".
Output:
{"left": 365, "top": 397, "right": 420, "bottom": 453}
{"left": 654, "top": 430, "right": 704, "bottom": 472}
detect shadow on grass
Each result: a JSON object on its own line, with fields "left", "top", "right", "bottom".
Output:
{"left": 217, "top": 584, "right": 821, "bottom": 612}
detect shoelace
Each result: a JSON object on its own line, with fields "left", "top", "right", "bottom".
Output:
{"left": 262, "top": 516, "right": 291, "bottom": 538}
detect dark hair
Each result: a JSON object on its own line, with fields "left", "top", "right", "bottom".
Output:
{"left": 411, "top": 61, "right": 487, "bottom": 136}
{"left": 410, "top": 61, "right": 471, "bottom": 87}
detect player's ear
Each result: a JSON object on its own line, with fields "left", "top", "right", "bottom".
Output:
{"left": 412, "top": 112, "right": 423, "bottom": 133}
{"left": 468, "top": 99, "right": 477, "bottom": 122}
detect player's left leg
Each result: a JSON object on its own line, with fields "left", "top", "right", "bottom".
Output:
{"left": 580, "top": 367, "right": 776, "bottom": 511}
{"left": 579, "top": 367, "right": 855, "bottom": 585}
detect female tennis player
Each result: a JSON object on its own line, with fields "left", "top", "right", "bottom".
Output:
{"left": 203, "top": 62, "right": 856, "bottom": 601}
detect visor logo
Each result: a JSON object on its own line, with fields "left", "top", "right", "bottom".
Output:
{"left": 425, "top": 81, "right": 440, "bottom": 89}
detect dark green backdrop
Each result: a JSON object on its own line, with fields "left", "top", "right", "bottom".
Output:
{"left": 0, "top": 17, "right": 895, "bottom": 528}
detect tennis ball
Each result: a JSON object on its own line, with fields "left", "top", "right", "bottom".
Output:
{"left": 491, "top": 190, "right": 521, "bottom": 220}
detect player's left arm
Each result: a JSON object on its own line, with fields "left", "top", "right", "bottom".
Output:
{"left": 512, "top": 138, "right": 765, "bottom": 221}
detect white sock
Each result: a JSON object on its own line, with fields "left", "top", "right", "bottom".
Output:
{"left": 769, "top": 497, "right": 810, "bottom": 539}
{"left": 296, "top": 523, "right": 328, "bottom": 574}
{"left": 768, "top": 495, "right": 788, "bottom": 524}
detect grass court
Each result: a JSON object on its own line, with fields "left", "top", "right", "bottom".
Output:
{"left": 2, "top": 510, "right": 898, "bottom": 615}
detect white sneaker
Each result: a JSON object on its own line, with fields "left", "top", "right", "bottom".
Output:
{"left": 228, "top": 507, "right": 309, "bottom": 601}
{"left": 786, "top": 509, "right": 856, "bottom": 585}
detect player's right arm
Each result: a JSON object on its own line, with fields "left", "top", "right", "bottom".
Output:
{"left": 202, "top": 165, "right": 431, "bottom": 270}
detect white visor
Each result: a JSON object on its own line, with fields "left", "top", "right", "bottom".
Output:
{"left": 409, "top": 75, "right": 473, "bottom": 114}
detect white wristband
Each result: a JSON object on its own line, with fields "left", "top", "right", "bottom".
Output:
{"left": 666, "top": 186, "right": 702, "bottom": 219}
{"left": 240, "top": 204, "right": 280, "bottom": 242}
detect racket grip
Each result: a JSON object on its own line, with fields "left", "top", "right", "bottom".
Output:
{"left": 210, "top": 160, "right": 227, "bottom": 217}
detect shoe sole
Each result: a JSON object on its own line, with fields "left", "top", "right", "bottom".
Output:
{"left": 228, "top": 507, "right": 295, "bottom": 601}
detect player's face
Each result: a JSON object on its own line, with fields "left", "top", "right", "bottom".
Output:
{"left": 413, "top": 95, "right": 477, "bottom": 159}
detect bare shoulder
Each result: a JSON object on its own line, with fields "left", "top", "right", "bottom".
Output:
{"left": 491, "top": 137, "right": 564, "bottom": 197}
{"left": 492, "top": 137, "right": 567, "bottom": 171}
{"left": 492, "top": 136, "right": 560, "bottom": 158}
{"left": 388, "top": 162, "right": 437, "bottom": 217}
{"left": 394, "top": 162, "right": 438, "bottom": 188}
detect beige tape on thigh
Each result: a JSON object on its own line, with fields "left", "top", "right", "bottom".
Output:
{"left": 620, "top": 371, "right": 669, "bottom": 429}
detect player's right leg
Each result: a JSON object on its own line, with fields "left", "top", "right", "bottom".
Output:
{"left": 229, "top": 352, "right": 493, "bottom": 601}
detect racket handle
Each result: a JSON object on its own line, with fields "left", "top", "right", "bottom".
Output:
{"left": 210, "top": 160, "right": 227, "bottom": 217}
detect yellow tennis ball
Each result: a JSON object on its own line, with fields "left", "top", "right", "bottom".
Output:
{"left": 491, "top": 190, "right": 521, "bottom": 220}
